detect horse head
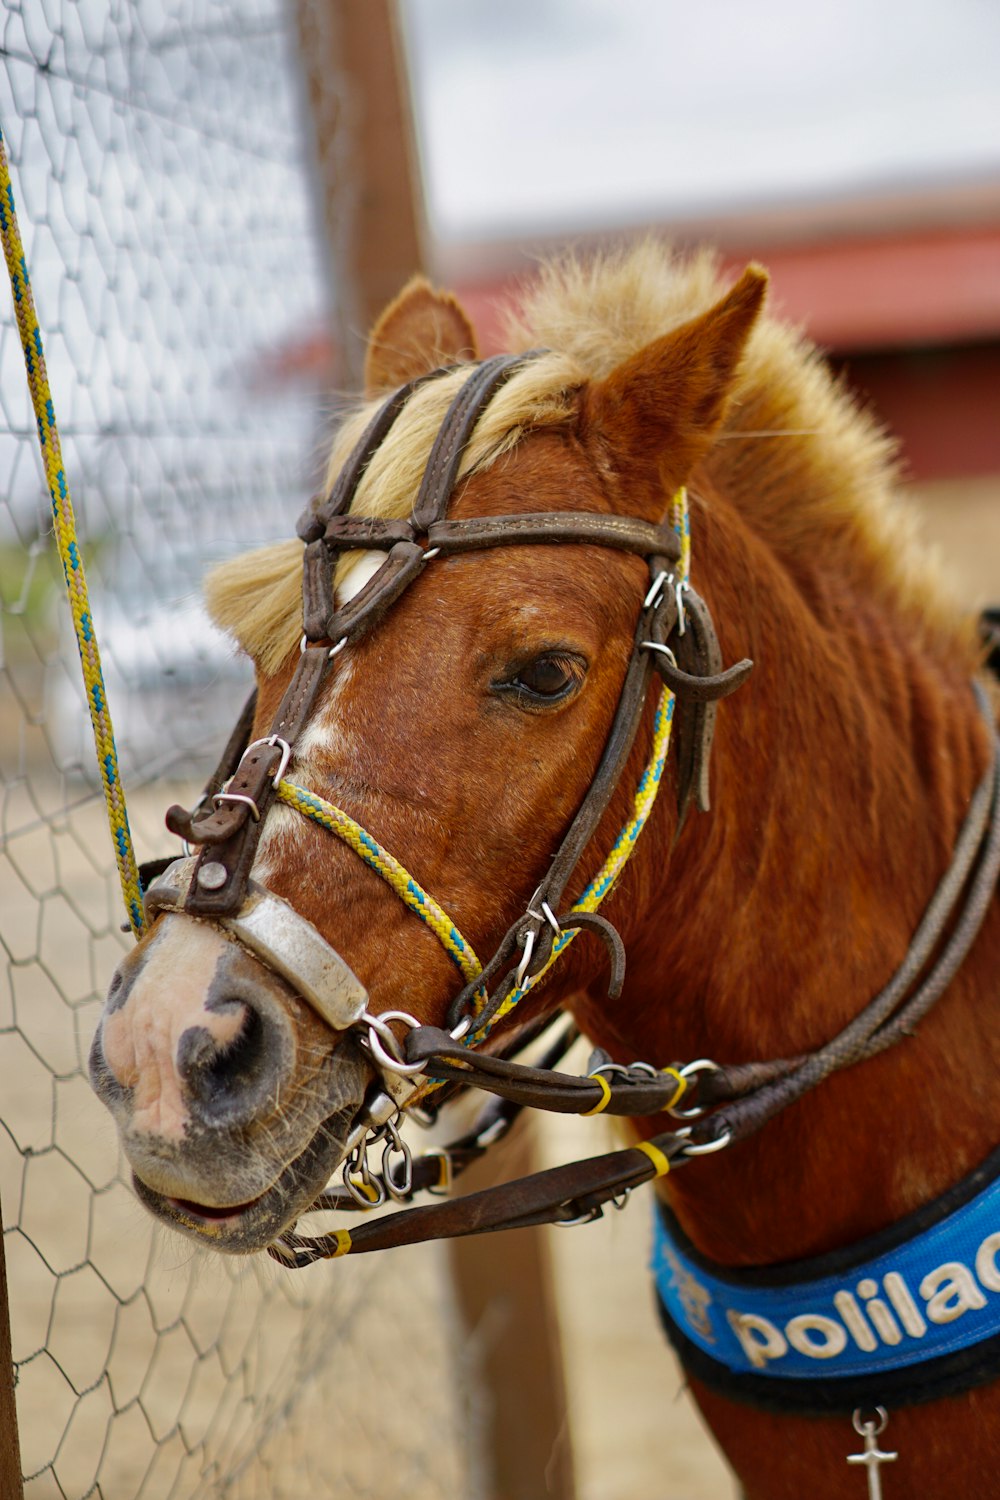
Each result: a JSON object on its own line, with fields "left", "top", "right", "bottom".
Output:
{"left": 90, "top": 259, "right": 767, "bottom": 1254}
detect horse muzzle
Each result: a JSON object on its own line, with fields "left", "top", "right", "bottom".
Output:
{"left": 90, "top": 862, "right": 379, "bottom": 1253}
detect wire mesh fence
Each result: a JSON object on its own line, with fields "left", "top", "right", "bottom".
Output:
{"left": 0, "top": 2, "right": 480, "bottom": 1494}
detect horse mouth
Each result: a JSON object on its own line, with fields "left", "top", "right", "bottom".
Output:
{"left": 130, "top": 1107, "right": 356, "bottom": 1254}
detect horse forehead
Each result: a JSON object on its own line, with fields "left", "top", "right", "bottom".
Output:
{"left": 454, "top": 427, "right": 604, "bottom": 516}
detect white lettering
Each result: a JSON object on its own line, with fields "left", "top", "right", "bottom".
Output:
{"left": 727, "top": 1311, "right": 787, "bottom": 1369}
{"left": 859, "top": 1294, "right": 902, "bottom": 1345}
{"left": 920, "top": 1262, "right": 988, "bottom": 1324}
{"left": 975, "top": 1232, "right": 1000, "bottom": 1294}
{"left": 883, "top": 1272, "right": 927, "bottom": 1337}
{"left": 833, "top": 1291, "right": 876, "bottom": 1352}
{"left": 785, "top": 1314, "right": 848, "bottom": 1360}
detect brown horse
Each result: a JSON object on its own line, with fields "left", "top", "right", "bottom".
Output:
{"left": 90, "top": 243, "right": 1000, "bottom": 1496}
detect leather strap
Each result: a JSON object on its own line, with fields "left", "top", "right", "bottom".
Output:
{"left": 180, "top": 645, "right": 333, "bottom": 916}
{"left": 427, "top": 512, "right": 681, "bottom": 561}
{"left": 298, "top": 370, "right": 447, "bottom": 542}
{"left": 411, "top": 353, "right": 527, "bottom": 530}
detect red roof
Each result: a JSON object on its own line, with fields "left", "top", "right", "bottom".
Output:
{"left": 457, "top": 222, "right": 1000, "bottom": 355}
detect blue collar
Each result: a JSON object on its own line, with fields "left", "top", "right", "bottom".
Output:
{"left": 651, "top": 1145, "right": 1000, "bottom": 1414}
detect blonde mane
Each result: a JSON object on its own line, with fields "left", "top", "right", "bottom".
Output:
{"left": 207, "top": 241, "right": 969, "bottom": 673}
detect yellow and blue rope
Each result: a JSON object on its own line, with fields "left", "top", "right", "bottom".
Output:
{"left": 275, "top": 779, "right": 486, "bottom": 991}
{"left": 0, "top": 125, "right": 145, "bottom": 938}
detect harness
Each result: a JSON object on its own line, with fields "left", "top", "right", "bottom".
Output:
{"left": 139, "top": 355, "right": 1000, "bottom": 1408}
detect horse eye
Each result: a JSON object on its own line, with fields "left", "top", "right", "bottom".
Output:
{"left": 499, "top": 652, "right": 586, "bottom": 706}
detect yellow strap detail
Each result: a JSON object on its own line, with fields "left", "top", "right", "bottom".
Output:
{"left": 326, "top": 1229, "right": 353, "bottom": 1259}
{"left": 582, "top": 1072, "right": 613, "bottom": 1116}
{"left": 634, "top": 1140, "right": 671, "bottom": 1178}
{"left": 661, "top": 1067, "right": 687, "bottom": 1112}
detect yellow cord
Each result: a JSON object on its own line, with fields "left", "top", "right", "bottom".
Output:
{"left": 0, "top": 126, "right": 144, "bottom": 938}
{"left": 276, "top": 779, "right": 485, "bottom": 990}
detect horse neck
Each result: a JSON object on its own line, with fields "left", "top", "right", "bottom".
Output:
{"left": 582, "top": 480, "right": 1000, "bottom": 1264}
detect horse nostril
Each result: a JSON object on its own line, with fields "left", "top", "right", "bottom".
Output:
{"left": 177, "top": 1002, "right": 270, "bottom": 1123}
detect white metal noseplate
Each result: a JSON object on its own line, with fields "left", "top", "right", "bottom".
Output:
{"left": 222, "top": 888, "right": 368, "bottom": 1032}
{"left": 143, "top": 858, "right": 368, "bottom": 1032}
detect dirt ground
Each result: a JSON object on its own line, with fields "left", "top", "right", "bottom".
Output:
{"left": 2, "top": 474, "right": 999, "bottom": 1498}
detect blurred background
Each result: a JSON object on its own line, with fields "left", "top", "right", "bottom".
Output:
{"left": 0, "top": 2, "right": 997, "bottom": 1497}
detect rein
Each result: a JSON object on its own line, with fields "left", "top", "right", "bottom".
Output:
{"left": 142, "top": 355, "right": 1000, "bottom": 1273}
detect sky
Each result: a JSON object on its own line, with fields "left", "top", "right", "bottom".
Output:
{"left": 403, "top": 0, "right": 1000, "bottom": 243}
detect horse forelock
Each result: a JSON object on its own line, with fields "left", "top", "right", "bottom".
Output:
{"left": 205, "top": 240, "right": 973, "bottom": 676}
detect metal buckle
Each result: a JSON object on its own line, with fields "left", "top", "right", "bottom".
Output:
{"left": 244, "top": 735, "right": 292, "bottom": 787}
{"left": 212, "top": 791, "right": 261, "bottom": 820}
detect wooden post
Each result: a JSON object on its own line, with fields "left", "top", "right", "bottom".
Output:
{"left": 447, "top": 1119, "right": 577, "bottom": 1500}
{"left": 0, "top": 1197, "right": 25, "bottom": 1500}
{"left": 290, "top": 12, "right": 576, "bottom": 1493}
{"left": 292, "top": 0, "right": 428, "bottom": 386}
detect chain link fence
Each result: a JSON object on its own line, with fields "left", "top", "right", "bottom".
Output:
{"left": 0, "top": 2, "right": 480, "bottom": 1493}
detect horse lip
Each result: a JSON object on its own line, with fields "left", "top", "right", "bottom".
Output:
{"left": 130, "top": 1102, "right": 359, "bottom": 1253}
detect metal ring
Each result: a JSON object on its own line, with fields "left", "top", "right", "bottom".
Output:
{"left": 643, "top": 569, "right": 671, "bottom": 608}
{"left": 675, "top": 578, "right": 688, "bottom": 636}
{"left": 555, "top": 1205, "right": 603, "bottom": 1229}
{"left": 422, "top": 547, "right": 441, "bottom": 561}
{"left": 669, "top": 1058, "right": 720, "bottom": 1119}
{"left": 514, "top": 928, "right": 536, "bottom": 988}
{"left": 328, "top": 636, "right": 349, "bottom": 659}
{"left": 212, "top": 791, "right": 260, "bottom": 821}
{"left": 358, "top": 1009, "right": 426, "bottom": 1078}
{"left": 590, "top": 1061, "right": 630, "bottom": 1080}
{"left": 640, "top": 640, "right": 678, "bottom": 667}
{"left": 381, "top": 1126, "right": 413, "bottom": 1202}
{"left": 676, "top": 1124, "right": 732, "bottom": 1157}
{"left": 539, "top": 901, "right": 562, "bottom": 936}
{"left": 343, "top": 1165, "right": 386, "bottom": 1209}
{"left": 852, "top": 1406, "right": 889, "bottom": 1437}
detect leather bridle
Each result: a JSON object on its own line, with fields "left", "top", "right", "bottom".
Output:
{"left": 140, "top": 355, "right": 1000, "bottom": 1268}
{"left": 160, "top": 353, "right": 750, "bottom": 1025}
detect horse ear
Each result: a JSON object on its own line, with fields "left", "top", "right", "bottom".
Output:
{"left": 364, "top": 275, "right": 480, "bottom": 395}
{"left": 582, "top": 265, "right": 768, "bottom": 503}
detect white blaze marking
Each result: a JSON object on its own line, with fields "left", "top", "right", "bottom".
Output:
{"left": 252, "top": 641, "right": 357, "bottom": 882}
{"left": 337, "top": 550, "right": 384, "bottom": 605}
